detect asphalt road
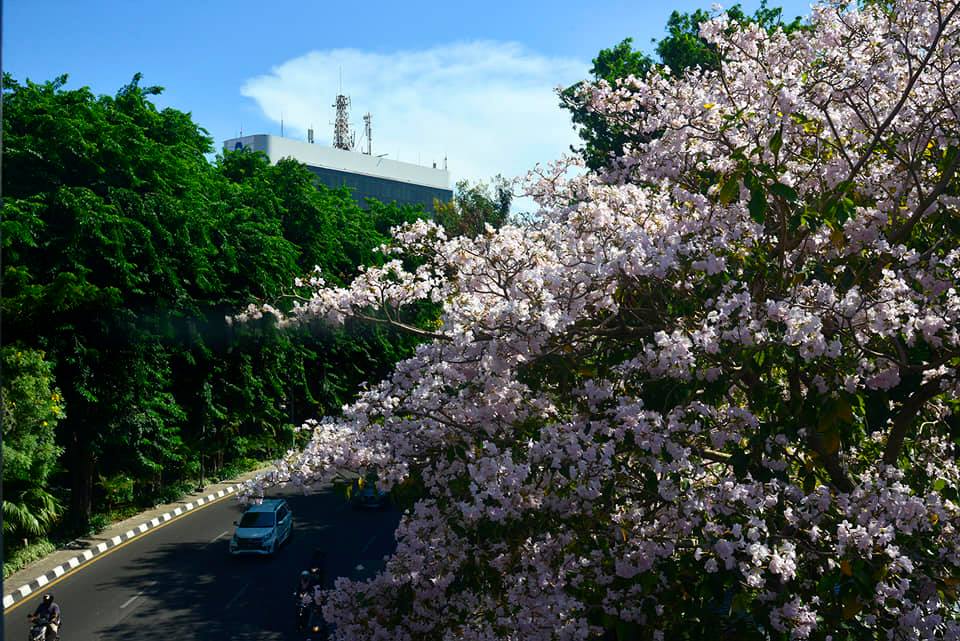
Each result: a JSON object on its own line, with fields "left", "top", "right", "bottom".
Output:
{"left": 3, "top": 483, "right": 400, "bottom": 641}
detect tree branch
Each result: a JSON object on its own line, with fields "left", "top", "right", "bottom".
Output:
{"left": 882, "top": 378, "right": 944, "bottom": 465}
{"left": 353, "top": 312, "right": 452, "bottom": 342}
{"left": 845, "top": 4, "right": 960, "bottom": 183}
{"left": 890, "top": 146, "right": 960, "bottom": 244}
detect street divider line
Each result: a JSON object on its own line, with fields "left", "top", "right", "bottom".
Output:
{"left": 3, "top": 483, "right": 245, "bottom": 611}
{"left": 120, "top": 593, "right": 141, "bottom": 609}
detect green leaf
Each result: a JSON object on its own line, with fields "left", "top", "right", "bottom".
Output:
{"left": 718, "top": 176, "right": 740, "bottom": 205}
{"left": 769, "top": 182, "right": 798, "bottom": 202}
{"left": 941, "top": 145, "right": 959, "bottom": 173}
{"left": 745, "top": 175, "right": 767, "bottom": 223}
{"left": 770, "top": 128, "right": 783, "bottom": 155}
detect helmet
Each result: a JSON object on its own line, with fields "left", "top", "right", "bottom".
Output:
{"left": 42, "top": 594, "right": 53, "bottom": 604}
{"left": 301, "top": 570, "right": 310, "bottom": 578}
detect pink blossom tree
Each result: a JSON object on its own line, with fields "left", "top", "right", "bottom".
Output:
{"left": 240, "top": 1, "right": 960, "bottom": 638}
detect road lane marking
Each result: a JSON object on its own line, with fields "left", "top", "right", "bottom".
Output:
{"left": 208, "top": 530, "right": 230, "bottom": 545}
{"left": 117, "top": 586, "right": 152, "bottom": 623}
{"left": 360, "top": 535, "right": 377, "bottom": 554}
{"left": 3, "top": 490, "right": 240, "bottom": 613}
{"left": 225, "top": 582, "right": 251, "bottom": 610}
{"left": 120, "top": 593, "right": 141, "bottom": 609}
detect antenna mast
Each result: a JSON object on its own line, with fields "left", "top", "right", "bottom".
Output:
{"left": 362, "top": 113, "right": 372, "bottom": 155}
{"left": 332, "top": 94, "right": 354, "bottom": 150}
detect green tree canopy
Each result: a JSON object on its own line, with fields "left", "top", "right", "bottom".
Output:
{"left": 2, "top": 73, "right": 428, "bottom": 531}
{"left": 432, "top": 177, "right": 513, "bottom": 238}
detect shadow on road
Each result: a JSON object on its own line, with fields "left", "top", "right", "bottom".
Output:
{"left": 89, "top": 487, "right": 400, "bottom": 641}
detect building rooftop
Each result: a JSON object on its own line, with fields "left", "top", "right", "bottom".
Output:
{"left": 224, "top": 134, "right": 450, "bottom": 191}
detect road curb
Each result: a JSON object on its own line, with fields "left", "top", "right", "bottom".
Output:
{"left": 3, "top": 483, "right": 245, "bottom": 610}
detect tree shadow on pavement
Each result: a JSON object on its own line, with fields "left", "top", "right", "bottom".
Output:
{"left": 90, "top": 487, "right": 400, "bottom": 641}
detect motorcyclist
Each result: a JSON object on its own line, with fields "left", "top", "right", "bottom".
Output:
{"left": 295, "top": 570, "right": 314, "bottom": 631}
{"left": 27, "top": 593, "right": 61, "bottom": 639}
{"left": 297, "top": 569, "right": 313, "bottom": 594}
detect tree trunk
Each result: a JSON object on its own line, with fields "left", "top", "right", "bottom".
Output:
{"left": 69, "top": 442, "right": 96, "bottom": 529}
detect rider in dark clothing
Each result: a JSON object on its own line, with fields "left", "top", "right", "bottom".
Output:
{"left": 29, "top": 593, "right": 61, "bottom": 638}
{"left": 297, "top": 570, "right": 313, "bottom": 594}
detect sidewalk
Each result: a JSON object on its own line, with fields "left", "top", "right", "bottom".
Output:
{"left": 3, "top": 465, "right": 274, "bottom": 610}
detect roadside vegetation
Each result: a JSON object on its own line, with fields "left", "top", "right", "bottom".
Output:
{"left": 1, "top": 72, "right": 446, "bottom": 571}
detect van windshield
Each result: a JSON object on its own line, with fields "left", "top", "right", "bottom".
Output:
{"left": 238, "top": 511, "right": 275, "bottom": 528}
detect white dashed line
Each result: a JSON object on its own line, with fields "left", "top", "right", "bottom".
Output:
{"left": 209, "top": 530, "right": 230, "bottom": 545}
{"left": 120, "top": 593, "right": 141, "bottom": 609}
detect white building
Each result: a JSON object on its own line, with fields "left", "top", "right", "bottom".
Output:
{"left": 224, "top": 134, "right": 452, "bottom": 212}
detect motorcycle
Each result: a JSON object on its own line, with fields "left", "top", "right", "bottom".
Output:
{"left": 294, "top": 590, "right": 313, "bottom": 631}
{"left": 27, "top": 615, "right": 60, "bottom": 641}
{"left": 304, "top": 603, "right": 332, "bottom": 640}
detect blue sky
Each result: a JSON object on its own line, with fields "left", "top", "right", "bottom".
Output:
{"left": 7, "top": 0, "right": 814, "bottom": 190}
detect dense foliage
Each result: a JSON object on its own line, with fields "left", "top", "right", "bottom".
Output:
{"left": 1, "top": 73, "right": 426, "bottom": 545}
{"left": 2, "top": 345, "right": 65, "bottom": 541}
{"left": 433, "top": 177, "right": 513, "bottom": 238}
{"left": 247, "top": 1, "right": 960, "bottom": 639}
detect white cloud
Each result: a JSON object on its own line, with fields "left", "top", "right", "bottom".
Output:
{"left": 240, "top": 41, "right": 588, "bottom": 209}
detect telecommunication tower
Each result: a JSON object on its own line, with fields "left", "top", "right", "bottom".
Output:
{"left": 332, "top": 94, "right": 355, "bottom": 151}
{"left": 362, "top": 113, "right": 372, "bottom": 155}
